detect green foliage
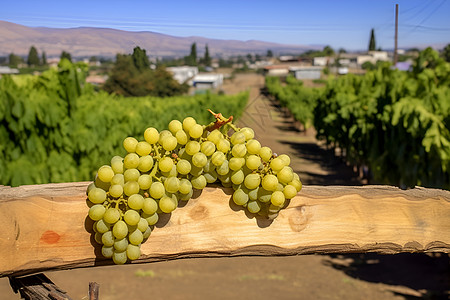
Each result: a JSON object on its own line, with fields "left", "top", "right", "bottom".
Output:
{"left": 0, "top": 62, "right": 249, "bottom": 186}
{"left": 60, "top": 51, "right": 72, "bottom": 62}
{"left": 443, "top": 44, "right": 450, "bottom": 62}
{"left": 203, "top": 44, "right": 211, "bottom": 67}
{"left": 184, "top": 43, "right": 197, "bottom": 66}
{"left": 8, "top": 53, "right": 23, "bottom": 67}
{"left": 132, "top": 46, "right": 150, "bottom": 72}
{"left": 27, "top": 46, "right": 40, "bottom": 66}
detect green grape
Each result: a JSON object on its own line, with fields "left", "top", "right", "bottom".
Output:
{"left": 101, "top": 231, "right": 115, "bottom": 247}
{"left": 138, "top": 174, "right": 152, "bottom": 190}
{"left": 158, "top": 130, "right": 172, "bottom": 145}
{"left": 112, "top": 220, "right": 128, "bottom": 239}
{"left": 259, "top": 147, "right": 273, "bottom": 162}
{"left": 248, "top": 187, "right": 259, "bottom": 201}
{"left": 111, "top": 155, "right": 123, "bottom": 164}
{"left": 86, "top": 182, "right": 96, "bottom": 195}
{"left": 211, "top": 151, "right": 226, "bottom": 166}
{"left": 109, "top": 184, "right": 123, "bottom": 198}
{"left": 229, "top": 157, "right": 245, "bottom": 171}
{"left": 127, "top": 244, "right": 141, "bottom": 260}
{"left": 128, "top": 194, "right": 144, "bottom": 210}
{"left": 257, "top": 187, "right": 272, "bottom": 203}
{"left": 200, "top": 141, "right": 216, "bottom": 156}
{"left": 102, "top": 245, "right": 114, "bottom": 258}
{"left": 143, "top": 198, "right": 158, "bottom": 215}
{"left": 185, "top": 140, "right": 200, "bottom": 155}
{"left": 176, "top": 159, "right": 191, "bottom": 175}
{"left": 207, "top": 129, "right": 223, "bottom": 144}
{"left": 149, "top": 182, "right": 165, "bottom": 199}
{"left": 138, "top": 155, "right": 154, "bottom": 172}
{"left": 190, "top": 164, "right": 203, "bottom": 176}
{"left": 137, "top": 218, "right": 148, "bottom": 232}
{"left": 216, "top": 139, "right": 231, "bottom": 153}
{"left": 95, "top": 176, "right": 111, "bottom": 191}
{"left": 114, "top": 238, "right": 129, "bottom": 252}
{"left": 159, "top": 157, "right": 174, "bottom": 173}
{"left": 103, "top": 208, "right": 121, "bottom": 224}
{"left": 169, "top": 119, "right": 183, "bottom": 134}
{"left": 88, "top": 204, "right": 106, "bottom": 221}
{"left": 176, "top": 130, "right": 189, "bottom": 145}
{"left": 129, "top": 229, "right": 144, "bottom": 245}
{"left": 216, "top": 160, "right": 229, "bottom": 176}
{"left": 142, "top": 212, "right": 159, "bottom": 226}
{"left": 270, "top": 157, "right": 285, "bottom": 172}
{"left": 142, "top": 226, "right": 152, "bottom": 239}
{"left": 231, "top": 169, "right": 245, "bottom": 185}
{"left": 112, "top": 251, "right": 127, "bottom": 265}
{"left": 192, "top": 152, "right": 207, "bottom": 168}
{"left": 247, "top": 200, "right": 261, "bottom": 213}
{"left": 179, "top": 189, "right": 194, "bottom": 200}
{"left": 240, "top": 127, "right": 255, "bottom": 141}
{"left": 218, "top": 173, "right": 232, "bottom": 186}
{"left": 123, "top": 137, "right": 138, "bottom": 153}
{"left": 277, "top": 166, "right": 294, "bottom": 184}
{"left": 144, "top": 127, "right": 160, "bottom": 144}
{"left": 246, "top": 155, "right": 261, "bottom": 170}
{"left": 246, "top": 140, "right": 261, "bottom": 155}
{"left": 161, "top": 165, "right": 178, "bottom": 178}
{"left": 127, "top": 223, "right": 137, "bottom": 233}
{"left": 189, "top": 123, "right": 204, "bottom": 139}
{"left": 271, "top": 190, "right": 285, "bottom": 207}
{"left": 182, "top": 117, "right": 197, "bottom": 132}
{"left": 244, "top": 173, "right": 261, "bottom": 190}
{"left": 164, "top": 176, "right": 180, "bottom": 193}
{"left": 204, "top": 170, "right": 218, "bottom": 183}
{"left": 191, "top": 175, "right": 207, "bottom": 190}
{"left": 179, "top": 179, "right": 193, "bottom": 195}
{"left": 124, "top": 153, "right": 140, "bottom": 169}
{"left": 262, "top": 174, "right": 278, "bottom": 191}
{"left": 163, "top": 136, "right": 178, "bottom": 151}
{"left": 283, "top": 184, "right": 298, "bottom": 199}
{"left": 289, "top": 178, "right": 302, "bottom": 192}
{"left": 88, "top": 187, "right": 107, "bottom": 204}
{"left": 98, "top": 165, "right": 114, "bottom": 183}
{"left": 111, "top": 174, "right": 124, "bottom": 186}
{"left": 233, "top": 188, "right": 249, "bottom": 205}
{"left": 136, "top": 141, "right": 152, "bottom": 156}
{"left": 95, "top": 219, "right": 111, "bottom": 234}
{"left": 123, "top": 181, "right": 140, "bottom": 196}
{"left": 124, "top": 168, "right": 140, "bottom": 182}
{"left": 231, "top": 144, "right": 247, "bottom": 158}
{"left": 278, "top": 154, "right": 291, "bottom": 166}
{"left": 124, "top": 209, "right": 141, "bottom": 225}
{"left": 230, "top": 131, "right": 246, "bottom": 145}
{"left": 159, "top": 195, "right": 177, "bottom": 213}
{"left": 111, "top": 158, "right": 124, "bottom": 174}
{"left": 203, "top": 159, "right": 213, "bottom": 173}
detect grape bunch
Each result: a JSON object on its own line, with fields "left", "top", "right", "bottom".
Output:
{"left": 86, "top": 111, "right": 302, "bottom": 264}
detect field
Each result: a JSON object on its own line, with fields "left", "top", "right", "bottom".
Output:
{"left": 0, "top": 73, "right": 448, "bottom": 299}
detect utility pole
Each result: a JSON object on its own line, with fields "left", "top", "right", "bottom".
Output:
{"left": 394, "top": 4, "right": 399, "bottom": 65}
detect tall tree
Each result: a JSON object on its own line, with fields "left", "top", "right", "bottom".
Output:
{"left": 203, "top": 44, "right": 211, "bottom": 67}
{"left": 60, "top": 51, "right": 72, "bottom": 62}
{"left": 8, "top": 53, "right": 23, "bottom": 67}
{"left": 368, "top": 28, "right": 376, "bottom": 51}
{"left": 132, "top": 46, "right": 150, "bottom": 72}
{"left": 27, "top": 46, "right": 40, "bottom": 66}
{"left": 443, "top": 43, "right": 450, "bottom": 62}
{"left": 266, "top": 49, "right": 273, "bottom": 58}
{"left": 184, "top": 43, "right": 197, "bottom": 66}
{"left": 42, "top": 51, "right": 47, "bottom": 65}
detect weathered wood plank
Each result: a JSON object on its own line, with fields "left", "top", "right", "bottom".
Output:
{"left": 0, "top": 182, "right": 449, "bottom": 278}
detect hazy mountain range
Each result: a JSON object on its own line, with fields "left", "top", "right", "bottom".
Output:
{"left": 0, "top": 20, "right": 319, "bottom": 58}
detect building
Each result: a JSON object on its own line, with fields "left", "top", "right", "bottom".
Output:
{"left": 192, "top": 73, "right": 223, "bottom": 90}
{"left": 263, "top": 65, "right": 289, "bottom": 76}
{"left": 289, "top": 66, "right": 322, "bottom": 80}
{"left": 167, "top": 66, "right": 198, "bottom": 84}
{"left": 0, "top": 66, "right": 19, "bottom": 75}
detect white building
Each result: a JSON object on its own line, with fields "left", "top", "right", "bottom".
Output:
{"left": 192, "top": 73, "right": 223, "bottom": 89}
{"left": 167, "top": 66, "right": 198, "bottom": 84}
{"left": 289, "top": 66, "right": 322, "bottom": 80}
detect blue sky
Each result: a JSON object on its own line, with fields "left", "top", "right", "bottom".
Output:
{"left": 1, "top": 0, "right": 449, "bottom": 50}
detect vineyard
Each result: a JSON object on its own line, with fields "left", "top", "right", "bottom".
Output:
{"left": 266, "top": 48, "right": 450, "bottom": 189}
{"left": 0, "top": 60, "right": 248, "bottom": 187}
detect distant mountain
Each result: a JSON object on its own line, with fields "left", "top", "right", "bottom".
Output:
{"left": 0, "top": 20, "right": 319, "bottom": 58}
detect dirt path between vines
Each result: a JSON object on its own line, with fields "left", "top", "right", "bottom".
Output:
{"left": 1, "top": 73, "right": 448, "bottom": 300}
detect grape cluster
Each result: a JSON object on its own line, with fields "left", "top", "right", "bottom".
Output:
{"left": 86, "top": 112, "right": 302, "bottom": 264}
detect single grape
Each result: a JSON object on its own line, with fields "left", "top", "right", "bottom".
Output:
{"left": 247, "top": 200, "right": 261, "bottom": 213}
{"left": 88, "top": 187, "right": 107, "bottom": 204}
{"left": 271, "top": 190, "right": 285, "bottom": 207}
{"left": 98, "top": 165, "right": 114, "bottom": 183}
{"left": 176, "top": 159, "right": 192, "bottom": 175}
{"left": 142, "top": 212, "right": 159, "bottom": 226}
{"left": 216, "top": 139, "right": 231, "bottom": 153}
{"left": 176, "top": 130, "right": 189, "bottom": 145}
{"left": 240, "top": 127, "right": 255, "bottom": 141}
{"left": 144, "top": 127, "right": 160, "bottom": 144}
{"left": 123, "top": 137, "right": 138, "bottom": 153}
{"left": 248, "top": 187, "right": 259, "bottom": 201}
{"left": 204, "top": 170, "right": 218, "bottom": 183}
{"left": 283, "top": 184, "right": 298, "bottom": 199}
{"left": 112, "top": 251, "right": 127, "bottom": 265}
{"left": 179, "top": 189, "right": 194, "bottom": 200}
{"left": 103, "top": 208, "right": 121, "bottom": 224}
{"left": 109, "top": 184, "right": 123, "bottom": 198}
{"left": 159, "top": 157, "right": 174, "bottom": 173}
{"left": 128, "top": 194, "right": 144, "bottom": 210}
{"left": 164, "top": 176, "right": 180, "bottom": 194}
{"left": 161, "top": 165, "right": 178, "bottom": 178}
{"left": 101, "top": 231, "right": 115, "bottom": 247}
{"left": 182, "top": 117, "right": 197, "bottom": 132}
{"left": 277, "top": 166, "right": 294, "bottom": 184}
{"left": 200, "top": 141, "right": 216, "bottom": 156}
{"left": 278, "top": 154, "right": 291, "bottom": 166}
{"left": 124, "top": 168, "right": 140, "bottom": 182}
{"left": 95, "top": 219, "right": 111, "bottom": 234}
{"left": 216, "top": 160, "right": 229, "bottom": 176}
{"left": 112, "top": 220, "right": 128, "bottom": 239}
{"left": 207, "top": 129, "right": 223, "bottom": 144}
{"left": 211, "top": 151, "right": 226, "bottom": 166}
{"left": 142, "top": 198, "right": 158, "bottom": 215}
{"left": 149, "top": 182, "right": 165, "bottom": 199}
{"left": 128, "top": 229, "right": 144, "bottom": 245}
{"left": 127, "top": 244, "right": 141, "bottom": 260}
{"left": 290, "top": 178, "right": 302, "bottom": 192}
{"left": 142, "top": 226, "right": 152, "bottom": 239}
{"left": 158, "top": 130, "right": 173, "bottom": 145}
{"left": 229, "top": 157, "right": 245, "bottom": 171}
{"left": 159, "top": 195, "right": 177, "bottom": 213}
{"left": 111, "top": 158, "right": 124, "bottom": 174}
{"left": 244, "top": 173, "right": 261, "bottom": 190}
{"left": 138, "top": 155, "right": 154, "bottom": 172}
{"left": 136, "top": 141, "right": 152, "bottom": 156}
{"left": 168, "top": 119, "right": 183, "bottom": 134}
{"left": 259, "top": 147, "right": 273, "bottom": 162}
{"left": 124, "top": 153, "right": 140, "bottom": 169}
{"left": 233, "top": 188, "right": 249, "bottom": 205}
{"left": 192, "top": 152, "right": 207, "bottom": 168}
{"left": 185, "top": 141, "right": 200, "bottom": 155}
{"left": 162, "top": 136, "right": 178, "bottom": 151}
{"left": 137, "top": 174, "right": 152, "bottom": 190}
{"left": 111, "top": 174, "right": 124, "bottom": 186}
{"left": 114, "top": 238, "right": 129, "bottom": 252}
{"left": 246, "top": 139, "right": 261, "bottom": 155}
{"left": 230, "top": 131, "right": 246, "bottom": 145}
{"left": 246, "top": 155, "right": 261, "bottom": 170}
{"left": 88, "top": 204, "right": 106, "bottom": 221}
{"left": 262, "top": 174, "right": 278, "bottom": 191}
{"left": 189, "top": 123, "right": 204, "bottom": 139}
{"left": 191, "top": 175, "right": 207, "bottom": 190}
{"left": 102, "top": 245, "right": 114, "bottom": 258}
{"left": 179, "top": 179, "right": 193, "bottom": 195}
{"left": 123, "top": 181, "right": 140, "bottom": 196}
{"left": 231, "top": 144, "right": 247, "bottom": 158}
{"left": 137, "top": 217, "right": 149, "bottom": 232}
{"left": 231, "top": 169, "right": 245, "bottom": 185}
{"left": 270, "top": 157, "right": 285, "bottom": 172}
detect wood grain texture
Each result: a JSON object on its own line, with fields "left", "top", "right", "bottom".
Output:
{"left": 0, "top": 182, "right": 449, "bottom": 278}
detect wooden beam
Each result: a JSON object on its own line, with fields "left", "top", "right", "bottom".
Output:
{"left": 0, "top": 182, "right": 449, "bottom": 278}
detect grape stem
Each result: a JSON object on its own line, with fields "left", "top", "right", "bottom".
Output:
{"left": 206, "top": 109, "right": 238, "bottom": 133}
